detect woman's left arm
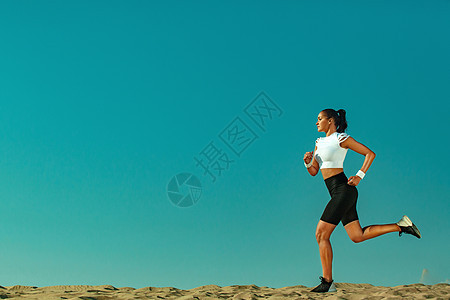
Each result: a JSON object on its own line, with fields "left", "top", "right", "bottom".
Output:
{"left": 340, "top": 137, "right": 376, "bottom": 186}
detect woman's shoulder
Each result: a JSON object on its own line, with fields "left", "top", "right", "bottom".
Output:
{"left": 336, "top": 132, "right": 351, "bottom": 142}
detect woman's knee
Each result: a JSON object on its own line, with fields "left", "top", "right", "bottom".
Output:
{"left": 315, "top": 229, "right": 331, "bottom": 243}
{"left": 350, "top": 235, "right": 364, "bottom": 243}
{"left": 315, "top": 220, "right": 337, "bottom": 243}
{"left": 344, "top": 221, "right": 365, "bottom": 243}
{"left": 349, "top": 226, "right": 370, "bottom": 243}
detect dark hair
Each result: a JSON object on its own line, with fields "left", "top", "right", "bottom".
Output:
{"left": 322, "top": 108, "right": 348, "bottom": 133}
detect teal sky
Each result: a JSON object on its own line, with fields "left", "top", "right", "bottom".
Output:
{"left": 0, "top": 0, "right": 449, "bottom": 289}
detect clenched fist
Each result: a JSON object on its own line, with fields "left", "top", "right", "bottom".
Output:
{"left": 347, "top": 176, "right": 361, "bottom": 186}
{"left": 303, "top": 151, "right": 314, "bottom": 164}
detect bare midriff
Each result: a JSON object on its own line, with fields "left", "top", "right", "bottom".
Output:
{"left": 321, "top": 168, "right": 345, "bottom": 180}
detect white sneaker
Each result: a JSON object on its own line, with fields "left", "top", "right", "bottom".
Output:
{"left": 396, "top": 215, "right": 421, "bottom": 239}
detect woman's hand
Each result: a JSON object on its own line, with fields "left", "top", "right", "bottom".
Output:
{"left": 303, "top": 151, "right": 314, "bottom": 164}
{"left": 347, "top": 176, "right": 361, "bottom": 186}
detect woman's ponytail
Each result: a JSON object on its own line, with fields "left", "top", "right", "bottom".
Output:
{"left": 336, "top": 109, "right": 348, "bottom": 133}
{"left": 322, "top": 108, "right": 348, "bottom": 133}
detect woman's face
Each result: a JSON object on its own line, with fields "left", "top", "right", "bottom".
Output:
{"left": 316, "top": 112, "right": 330, "bottom": 132}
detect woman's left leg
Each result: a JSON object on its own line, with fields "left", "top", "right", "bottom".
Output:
{"left": 315, "top": 220, "right": 337, "bottom": 282}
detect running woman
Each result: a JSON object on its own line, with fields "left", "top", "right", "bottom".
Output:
{"left": 303, "top": 108, "right": 421, "bottom": 293}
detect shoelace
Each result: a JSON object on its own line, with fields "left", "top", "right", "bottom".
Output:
{"left": 319, "top": 276, "right": 332, "bottom": 284}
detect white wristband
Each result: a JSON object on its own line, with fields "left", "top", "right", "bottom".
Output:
{"left": 304, "top": 160, "right": 313, "bottom": 168}
{"left": 356, "top": 170, "right": 365, "bottom": 179}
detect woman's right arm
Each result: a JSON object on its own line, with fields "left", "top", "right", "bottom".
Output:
{"left": 304, "top": 145, "right": 320, "bottom": 176}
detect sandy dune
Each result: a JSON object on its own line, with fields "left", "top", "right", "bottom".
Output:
{"left": 0, "top": 282, "right": 448, "bottom": 299}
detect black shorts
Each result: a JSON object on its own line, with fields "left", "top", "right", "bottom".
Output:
{"left": 320, "top": 172, "right": 359, "bottom": 226}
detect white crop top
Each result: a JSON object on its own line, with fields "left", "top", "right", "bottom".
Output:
{"left": 314, "top": 132, "right": 350, "bottom": 169}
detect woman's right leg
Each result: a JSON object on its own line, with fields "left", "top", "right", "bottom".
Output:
{"left": 344, "top": 220, "right": 400, "bottom": 243}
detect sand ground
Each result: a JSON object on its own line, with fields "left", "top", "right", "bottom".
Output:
{"left": 0, "top": 283, "right": 449, "bottom": 299}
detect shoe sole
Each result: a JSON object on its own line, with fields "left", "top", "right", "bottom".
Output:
{"left": 411, "top": 223, "right": 421, "bottom": 238}
{"left": 398, "top": 215, "right": 421, "bottom": 238}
